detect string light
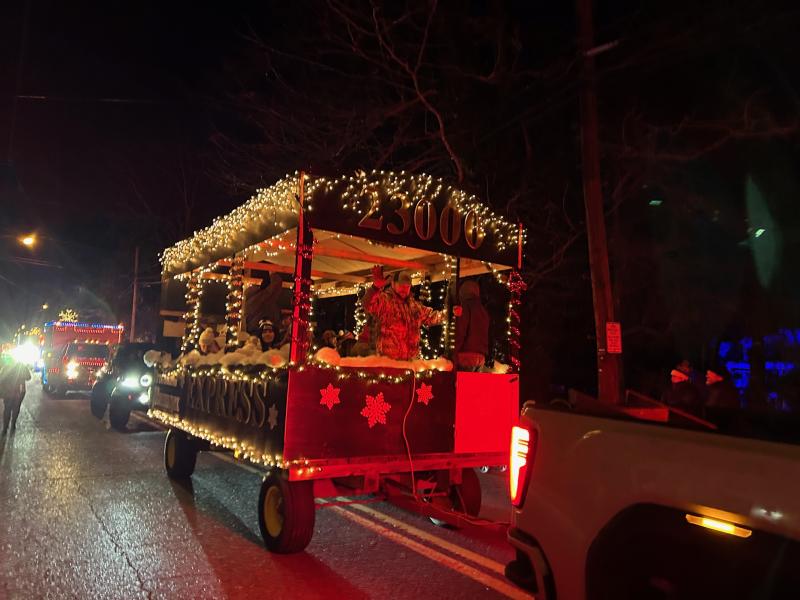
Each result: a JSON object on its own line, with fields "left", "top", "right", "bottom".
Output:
{"left": 225, "top": 255, "right": 245, "bottom": 350}
{"left": 148, "top": 408, "right": 319, "bottom": 472}
{"left": 160, "top": 171, "right": 525, "bottom": 274}
{"left": 506, "top": 271, "right": 526, "bottom": 373}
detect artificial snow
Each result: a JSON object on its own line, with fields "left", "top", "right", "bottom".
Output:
{"left": 489, "top": 360, "right": 510, "bottom": 374}
{"left": 143, "top": 350, "right": 174, "bottom": 369}
{"left": 312, "top": 347, "right": 453, "bottom": 372}
{"left": 177, "top": 336, "right": 288, "bottom": 369}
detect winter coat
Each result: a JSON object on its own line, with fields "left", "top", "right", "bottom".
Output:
{"left": 364, "top": 285, "right": 445, "bottom": 360}
{"left": 455, "top": 282, "right": 489, "bottom": 358}
{"left": 0, "top": 362, "right": 30, "bottom": 399}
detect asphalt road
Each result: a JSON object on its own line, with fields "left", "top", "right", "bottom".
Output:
{"left": 0, "top": 381, "right": 529, "bottom": 599}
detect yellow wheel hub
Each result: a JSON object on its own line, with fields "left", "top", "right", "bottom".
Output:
{"left": 264, "top": 485, "right": 284, "bottom": 538}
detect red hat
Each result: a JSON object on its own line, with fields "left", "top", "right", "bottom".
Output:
{"left": 670, "top": 369, "right": 689, "bottom": 384}
{"left": 706, "top": 370, "right": 723, "bottom": 385}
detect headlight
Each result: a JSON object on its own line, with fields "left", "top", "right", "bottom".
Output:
{"left": 66, "top": 361, "right": 80, "bottom": 380}
{"left": 11, "top": 343, "right": 39, "bottom": 366}
{"left": 120, "top": 375, "right": 140, "bottom": 389}
{"left": 139, "top": 373, "right": 153, "bottom": 387}
{"left": 137, "top": 392, "right": 150, "bottom": 405}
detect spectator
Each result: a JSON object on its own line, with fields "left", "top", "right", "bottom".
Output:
{"left": 1, "top": 354, "right": 31, "bottom": 434}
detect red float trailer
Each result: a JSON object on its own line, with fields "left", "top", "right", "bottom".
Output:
{"left": 152, "top": 171, "right": 526, "bottom": 552}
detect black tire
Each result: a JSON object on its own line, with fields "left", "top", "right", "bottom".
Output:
{"left": 258, "top": 471, "right": 315, "bottom": 553}
{"left": 90, "top": 383, "right": 111, "bottom": 419}
{"left": 451, "top": 467, "right": 482, "bottom": 517}
{"left": 164, "top": 429, "right": 198, "bottom": 479}
{"left": 429, "top": 468, "right": 482, "bottom": 527}
{"left": 55, "top": 384, "right": 67, "bottom": 398}
{"left": 109, "top": 401, "right": 131, "bottom": 431}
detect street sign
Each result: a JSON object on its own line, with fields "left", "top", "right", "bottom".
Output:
{"left": 606, "top": 321, "right": 622, "bottom": 354}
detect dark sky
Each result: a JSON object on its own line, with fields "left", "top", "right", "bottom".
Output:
{"left": 0, "top": 1, "right": 272, "bottom": 336}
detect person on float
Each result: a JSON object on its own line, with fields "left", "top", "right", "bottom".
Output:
{"left": 258, "top": 320, "right": 280, "bottom": 351}
{"left": 321, "top": 329, "right": 338, "bottom": 350}
{"left": 337, "top": 330, "right": 356, "bottom": 357}
{"left": 198, "top": 328, "right": 222, "bottom": 355}
{"left": 363, "top": 266, "right": 447, "bottom": 361}
{"left": 244, "top": 271, "right": 288, "bottom": 334}
{"left": 454, "top": 279, "right": 489, "bottom": 371}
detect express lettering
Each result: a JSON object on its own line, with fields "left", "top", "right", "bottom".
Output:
{"left": 358, "top": 192, "right": 485, "bottom": 250}
{"left": 186, "top": 375, "right": 269, "bottom": 428}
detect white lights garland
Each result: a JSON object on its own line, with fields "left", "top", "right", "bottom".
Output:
{"left": 161, "top": 171, "right": 523, "bottom": 273}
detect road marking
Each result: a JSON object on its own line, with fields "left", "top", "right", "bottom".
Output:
{"left": 327, "top": 503, "right": 530, "bottom": 599}
{"left": 138, "top": 412, "right": 520, "bottom": 594}
{"left": 336, "top": 497, "right": 507, "bottom": 576}
{"left": 207, "top": 450, "right": 263, "bottom": 475}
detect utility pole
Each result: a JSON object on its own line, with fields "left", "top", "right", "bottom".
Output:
{"left": 577, "top": 0, "right": 622, "bottom": 403}
{"left": 129, "top": 246, "right": 139, "bottom": 342}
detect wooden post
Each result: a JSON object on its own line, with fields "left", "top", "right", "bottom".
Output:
{"left": 290, "top": 173, "right": 314, "bottom": 364}
{"left": 577, "top": 0, "right": 622, "bottom": 403}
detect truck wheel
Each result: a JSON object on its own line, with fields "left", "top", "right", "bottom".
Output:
{"left": 164, "top": 429, "right": 198, "bottom": 479}
{"left": 258, "top": 472, "right": 315, "bottom": 553}
{"left": 109, "top": 401, "right": 131, "bottom": 431}
{"left": 90, "top": 384, "right": 110, "bottom": 419}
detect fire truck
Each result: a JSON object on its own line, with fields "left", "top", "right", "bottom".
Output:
{"left": 41, "top": 321, "right": 124, "bottom": 397}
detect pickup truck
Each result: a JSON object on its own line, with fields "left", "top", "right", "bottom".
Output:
{"left": 505, "top": 400, "right": 800, "bottom": 599}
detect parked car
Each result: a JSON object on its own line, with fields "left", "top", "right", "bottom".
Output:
{"left": 90, "top": 342, "right": 157, "bottom": 430}
{"left": 505, "top": 399, "right": 800, "bottom": 599}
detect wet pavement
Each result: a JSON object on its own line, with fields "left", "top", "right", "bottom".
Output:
{"left": 0, "top": 381, "right": 527, "bottom": 599}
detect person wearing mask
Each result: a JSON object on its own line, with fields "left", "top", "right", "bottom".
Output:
{"left": 363, "top": 266, "right": 446, "bottom": 361}
{"left": 1, "top": 354, "right": 31, "bottom": 434}
{"left": 454, "top": 279, "right": 490, "bottom": 371}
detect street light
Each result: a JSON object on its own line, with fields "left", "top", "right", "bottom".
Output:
{"left": 19, "top": 234, "right": 36, "bottom": 247}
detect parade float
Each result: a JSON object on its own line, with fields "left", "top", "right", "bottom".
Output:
{"left": 152, "top": 170, "right": 526, "bottom": 552}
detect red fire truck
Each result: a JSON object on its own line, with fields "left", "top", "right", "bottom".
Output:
{"left": 41, "top": 321, "right": 124, "bottom": 397}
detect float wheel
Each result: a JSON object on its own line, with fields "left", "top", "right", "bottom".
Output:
{"left": 429, "top": 467, "right": 482, "bottom": 527}
{"left": 164, "top": 429, "right": 198, "bottom": 479}
{"left": 258, "top": 472, "right": 315, "bottom": 553}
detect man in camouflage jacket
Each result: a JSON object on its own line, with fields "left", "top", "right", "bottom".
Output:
{"left": 364, "top": 266, "right": 446, "bottom": 361}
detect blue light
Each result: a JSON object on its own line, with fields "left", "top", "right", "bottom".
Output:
{"left": 45, "top": 321, "right": 123, "bottom": 330}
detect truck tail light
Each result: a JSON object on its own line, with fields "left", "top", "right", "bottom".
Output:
{"left": 510, "top": 425, "right": 534, "bottom": 507}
